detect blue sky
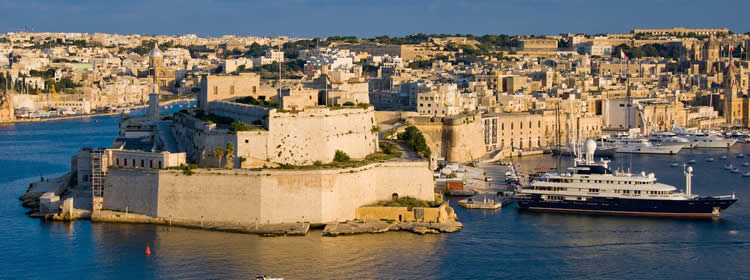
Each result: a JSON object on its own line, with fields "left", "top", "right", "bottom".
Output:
{"left": 2, "top": 0, "right": 749, "bottom": 38}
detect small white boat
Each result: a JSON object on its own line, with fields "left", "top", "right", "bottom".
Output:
{"left": 732, "top": 168, "right": 741, "bottom": 173}
{"left": 706, "top": 157, "right": 715, "bottom": 162}
{"left": 720, "top": 155, "right": 728, "bottom": 160}
{"left": 743, "top": 162, "right": 750, "bottom": 167}
{"left": 737, "top": 154, "right": 745, "bottom": 158}
{"left": 724, "top": 164, "right": 734, "bottom": 170}
{"left": 743, "top": 172, "right": 750, "bottom": 177}
{"left": 670, "top": 162, "right": 680, "bottom": 167}
{"left": 458, "top": 193, "right": 514, "bottom": 209}
{"left": 688, "top": 160, "right": 696, "bottom": 164}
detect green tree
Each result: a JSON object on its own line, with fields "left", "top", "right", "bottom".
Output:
{"left": 333, "top": 150, "right": 351, "bottom": 162}
{"left": 229, "top": 121, "right": 253, "bottom": 134}
{"left": 214, "top": 147, "right": 224, "bottom": 168}
{"left": 397, "top": 126, "right": 431, "bottom": 158}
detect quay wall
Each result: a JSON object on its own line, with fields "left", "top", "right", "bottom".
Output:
{"left": 103, "top": 161, "right": 434, "bottom": 224}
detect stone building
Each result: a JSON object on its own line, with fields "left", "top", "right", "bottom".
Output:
{"left": 519, "top": 39, "right": 558, "bottom": 51}
{"left": 723, "top": 64, "right": 750, "bottom": 128}
{"left": 148, "top": 48, "right": 176, "bottom": 93}
{"left": 199, "top": 73, "right": 261, "bottom": 110}
{"left": 633, "top": 27, "right": 729, "bottom": 37}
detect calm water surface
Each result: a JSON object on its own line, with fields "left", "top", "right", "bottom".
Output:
{"left": 1, "top": 109, "right": 749, "bottom": 279}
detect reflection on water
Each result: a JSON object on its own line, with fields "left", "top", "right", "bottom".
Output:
{"left": 85, "top": 224, "right": 445, "bottom": 279}
{"left": 2, "top": 109, "right": 750, "bottom": 279}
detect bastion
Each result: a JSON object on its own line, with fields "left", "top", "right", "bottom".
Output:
{"left": 103, "top": 161, "right": 434, "bottom": 225}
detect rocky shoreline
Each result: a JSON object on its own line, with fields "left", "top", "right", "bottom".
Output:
{"left": 322, "top": 220, "right": 463, "bottom": 236}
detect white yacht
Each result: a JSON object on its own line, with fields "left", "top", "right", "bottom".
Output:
{"left": 647, "top": 131, "right": 696, "bottom": 149}
{"left": 601, "top": 135, "right": 684, "bottom": 155}
{"left": 516, "top": 140, "right": 737, "bottom": 217}
{"left": 673, "top": 128, "right": 737, "bottom": 148}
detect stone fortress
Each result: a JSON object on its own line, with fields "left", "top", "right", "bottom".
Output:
{"left": 45, "top": 47, "right": 439, "bottom": 232}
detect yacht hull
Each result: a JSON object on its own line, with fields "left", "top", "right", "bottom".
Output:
{"left": 614, "top": 144, "right": 683, "bottom": 154}
{"left": 517, "top": 195, "right": 736, "bottom": 217}
{"left": 692, "top": 139, "right": 737, "bottom": 148}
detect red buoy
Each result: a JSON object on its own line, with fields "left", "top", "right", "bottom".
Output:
{"left": 145, "top": 245, "right": 151, "bottom": 255}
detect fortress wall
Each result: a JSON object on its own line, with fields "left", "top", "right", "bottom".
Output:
{"left": 412, "top": 116, "right": 486, "bottom": 163}
{"left": 236, "top": 130, "right": 270, "bottom": 165}
{"left": 155, "top": 171, "right": 264, "bottom": 224}
{"left": 103, "top": 168, "right": 160, "bottom": 217}
{"left": 209, "top": 101, "right": 270, "bottom": 126}
{"left": 102, "top": 161, "right": 434, "bottom": 224}
{"left": 444, "top": 115, "right": 485, "bottom": 162}
{"left": 268, "top": 107, "right": 378, "bottom": 165}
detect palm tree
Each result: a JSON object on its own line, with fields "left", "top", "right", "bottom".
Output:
{"left": 214, "top": 147, "right": 224, "bottom": 168}
{"left": 224, "top": 142, "right": 235, "bottom": 168}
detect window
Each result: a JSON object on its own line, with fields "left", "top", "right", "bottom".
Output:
{"left": 158, "top": 161, "right": 162, "bottom": 169}
{"left": 213, "top": 86, "right": 218, "bottom": 95}
{"left": 150, "top": 160, "right": 153, "bottom": 168}
{"left": 141, "top": 160, "right": 144, "bottom": 168}
{"left": 245, "top": 139, "right": 249, "bottom": 143}
{"left": 230, "top": 85, "right": 235, "bottom": 95}
{"left": 116, "top": 158, "right": 119, "bottom": 165}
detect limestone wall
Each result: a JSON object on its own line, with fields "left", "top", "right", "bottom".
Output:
{"left": 267, "top": 107, "right": 378, "bottom": 165}
{"left": 209, "top": 101, "right": 270, "bottom": 126}
{"left": 104, "top": 168, "right": 160, "bottom": 217}
{"left": 102, "top": 161, "right": 434, "bottom": 224}
{"left": 199, "top": 73, "right": 260, "bottom": 110}
{"left": 355, "top": 207, "right": 441, "bottom": 223}
{"left": 411, "top": 115, "right": 486, "bottom": 163}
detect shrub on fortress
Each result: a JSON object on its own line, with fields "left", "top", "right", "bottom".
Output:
{"left": 235, "top": 96, "right": 279, "bottom": 108}
{"left": 379, "top": 142, "right": 402, "bottom": 157}
{"left": 369, "top": 196, "right": 439, "bottom": 210}
{"left": 230, "top": 121, "right": 253, "bottom": 134}
{"left": 333, "top": 150, "right": 351, "bottom": 162}
{"left": 397, "top": 126, "right": 431, "bottom": 158}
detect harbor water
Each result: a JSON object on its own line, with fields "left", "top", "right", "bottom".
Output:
{"left": 1, "top": 107, "right": 749, "bottom": 279}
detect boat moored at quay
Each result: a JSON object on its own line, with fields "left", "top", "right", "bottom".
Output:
{"left": 516, "top": 140, "right": 737, "bottom": 218}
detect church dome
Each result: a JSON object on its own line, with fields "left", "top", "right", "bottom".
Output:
{"left": 149, "top": 47, "right": 163, "bottom": 57}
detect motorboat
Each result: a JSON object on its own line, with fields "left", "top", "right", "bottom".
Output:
{"left": 720, "top": 155, "right": 728, "bottom": 160}
{"left": 743, "top": 162, "right": 750, "bottom": 167}
{"left": 688, "top": 160, "right": 696, "bottom": 164}
{"left": 737, "top": 154, "right": 745, "bottom": 158}
{"left": 725, "top": 164, "right": 734, "bottom": 170}
{"left": 648, "top": 131, "right": 696, "bottom": 149}
{"left": 673, "top": 128, "right": 738, "bottom": 148}
{"left": 601, "top": 135, "right": 684, "bottom": 155}
{"left": 670, "top": 162, "right": 680, "bottom": 167}
{"left": 732, "top": 168, "right": 741, "bottom": 174}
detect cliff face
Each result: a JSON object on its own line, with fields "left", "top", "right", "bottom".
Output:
{"left": 0, "top": 92, "right": 13, "bottom": 122}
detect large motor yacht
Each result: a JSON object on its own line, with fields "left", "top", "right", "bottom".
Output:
{"left": 601, "top": 135, "right": 684, "bottom": 154}
{"left": 647, "top": 131, "right": 696, "bottom": 149}
{"left": 516, "top": 140, "right": 737, "bottom": 217}
{"left": 673, "top": 128, "right": 737, "bottom": 148}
